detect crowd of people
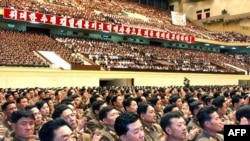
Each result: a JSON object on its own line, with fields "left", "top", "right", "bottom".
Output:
{"left": 0, "top": 0, "right": 250, "bottom": 42}
{"left": 0, "top": 29, "right": 249, "bottom": 72}
{"left": 1, "top": 85, "right": 250, "bottom": 141}
{"left": 0, "top": 30, "right": 85, "bottom": 67}
{"left": 55, "top": 36, "right": 250, "bottom": 72}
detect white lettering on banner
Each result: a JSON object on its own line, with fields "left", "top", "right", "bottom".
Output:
{"left": 185, "top": 36, "right": 189, "bottom": 42}
{"left": 69, "top": 18, "right": 75, "bottom": 28}
{"left": 29, "top": 12, "right": 37, "bottom": 22}
{"left": 50, "top": 16, "right": 56, "bottom": 25}
{"left": 155, "top": 31, "right": 160, "bottom": 38}
{"left": 125, "top": 27, "right": 130, "bottom": 34}
{"left": 113, "top": 25, "right": 118, "bottom": 32}
{"left": 160, "top": 32, "right": 165, "bottom": 38}
{"left": 9, "top": 9, "right": 17, "bottom": 19}
{"left": 84, "top": 21, "right": 89, "bottom": 29}
{"left": 176, "top": 34, "right": 180, "bottom": 41}
{"left": 144, "top": 30, "right": 148, "bottom": 36}
{"left": 97, "top": 23, "right": 103, "bottom": 30}
{"left": 119, "top": 26, "right": 124, "bottom": 33}
{"left": 180, "top": 35, "right": 184, "bottom": 41}
{"left": 91, "top": 22, "right": 95, "bottom": 29}
{"left": 131, "top": 28, "right": 136, "bottom": 35}
{"left": 3, "top": 8, "right": 195, "bottom": 43}
{"left": 166, "top": 33, "right": 170, "bottom": 39}
{"left": 107, "top": 24, "right": 111, "bottom": 31}
{"left": 60, "top": 17, "right": 67, "bottom": 26}
{"left": 41, "top": 14, "right": 48, "bottom": 23}
{"left": 75, "top": 19, "right": 82, "bottom": 28}
{"left": 149, "top": 30, "right": 153, "bottom": 37}
{"left": 19, "top": 11, "right": 27, "bottom": 20}
{"left": 137, "top": 28, "right": 141, "bottom": 36}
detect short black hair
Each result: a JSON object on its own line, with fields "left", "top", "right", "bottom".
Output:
{"left": 99, "top": 106, "right": 115, "bottom": 120}
{"left": 160, "top": 111, "right": 183, "bottom": 134}
{"left": 11, "top": 109, "right": 35, "bottom": 123}
{"left": 163, "top": 104, "right": 177, "bottom": 114}
{"left": 52, "top": 104, "right": 71, "bottom": 119}
{"left": 114, "top": 112, "right": 140, "bottom": 136}
{"left": 1, "top": 101, "right": 15, "bottom": 111}
{"left": 197, "top": 105, "right": 217, "bottom": 128}
{"left": 236, "top": 105, "right": 250, "bottom": 122}
{"left": 39, "top": 118, "right": 72, "bottom": 141}
{"left": 36, "top": 100, "right": 47, "bottom": 110}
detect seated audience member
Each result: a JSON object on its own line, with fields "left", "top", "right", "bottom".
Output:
{"left": 187, "top": 101, "right": 203, "bottom": 131}
{"left": 11, "top": 109, "right": 37, "bottom": 141}
{"left": 160, "top": 111, "right": 199, "bottom": 141}
{"left": 115, "top": 112, "right": 145, "bottom": 141}
{"left": 123, "top": 97, "right": 138, "bottom": 113}
{"left": 1, "top": 101, "right": 18, "bottom": 132}
{"left": 236, "top": 105, "right": 250, "bottom": 125}
{"left": 99, "top": 106, "right": 120, "bottom": 141}
{"left": 39, "top": 118, "right": 75, "bottom": 141}
{"left": 137, "top": 102, "right": 164, "bottom": 141}
{"left": 196, "top": 106, "right": 224, "bottom": 141}
{"left": 52, "top": 104, "right": 91, "bottom": 141}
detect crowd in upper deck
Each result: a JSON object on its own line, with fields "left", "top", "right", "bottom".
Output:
{"left": 0, "top": 0, "right": 250, "bottom": 42}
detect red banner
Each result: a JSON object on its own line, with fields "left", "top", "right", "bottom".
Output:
{"left": 3, "top": 8, "right": 195, "bottom": 43}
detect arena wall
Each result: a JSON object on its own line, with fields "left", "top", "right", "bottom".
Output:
{"left": 0, "top": 67, "right": 249, "bottom": 88}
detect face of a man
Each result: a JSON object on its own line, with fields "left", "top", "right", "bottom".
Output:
{"left": 121, "top": 120, "right": 144, "bottom": 141}
{"left": 166, "top": 117, "right": 187, "bottom": 141}
{"left": 104, "top": 109, "right": 119, "bottom": 128}
{"left": 18, "top": 98, "right": 28, "bottom": 109}
{"left": 206, "top": 111, "right": 223, "bottom": 132}
{"left": 61, "top": 109, "right": 77, "bottom": 129}
{"left": 53, "top": 125, "right": 75, "bottom": 141}
{"left": 141, "top": 105, "right": 156, "bottom": 123}
{"left": 126, "top": 101, "right": 138, "bottom": 113}
{"left": 5, "top": 103, "right": 17, "bottom": 119}
{"left": 13, "top": 117, "right": 35, "bottom": 139}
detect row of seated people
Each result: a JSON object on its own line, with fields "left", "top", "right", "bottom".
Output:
{"left": 1, "top": 84, "right": 250, "bottom": 141}
{"left": 1, "top": 0, "right": 250, "bottom": 42}
{"left": 55, "top": 36, "right": 250, "bottom": 72}
{"left": 0, "top": 30, "right": 84, "bottom": 67}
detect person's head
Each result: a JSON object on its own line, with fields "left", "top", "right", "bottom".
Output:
{"left": 26, "top": 105, "right": 43, "bottom": 126}
{"left": 137, "top": 102, "right": 156, "bottom": 123}
{"left": 163, "top": 104, "right": 179, "bottom": 114}
{"left": 197, "top": 106, "right": 223, "bottom": 132}
{"left": 16, "top": 96, "right": 28, "bottom": 109}
{"left": 39, "top": 118, "right": 74, "bottom": 141}
{"left": 11, "top": 109, "right": 35, "bottom": 139}
{"left": 123, "top": 97, "right": 138, "bottom": 113}
{"left": 115, "top": 112, "right": 144, "bottom": 141}
{"left": 52, "top": 104, "right": 77, "bottom": 129}
{"left": 212, "top": 96, "right": 227, "bottom": 116}
{"left": 189, "top": 101, "right": 204, "bottom": 118}
{"left": 2, "top": 101, "right": 17, "bottom": 119}
{"left": 99, "top": 106, "right": 119, "bottom": 129}
{"left": 5, "top": 93, "right": 14, "bottom": 102}
{"left": 169, "top": 94, "right": 183, "bottom": 109}
{"left": 112, "top": 95, "right": 124, "bottom": 108}
{"left": 232, "top": 95, "right": 244, "bottom": 110}
{"left": 236, "top": 105, "right": 250, "bottom": 125}
{"left": 148, "top": 97, "right": 162, "bottom": 112}
{"left": 92, "top": 100, "right": 107, "bottom": 115}
{"left": 160, "top": 111, "right": 187, "bottom": 141}
{"left": 36, "top": 100, "right": 50, "bottom": 117}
